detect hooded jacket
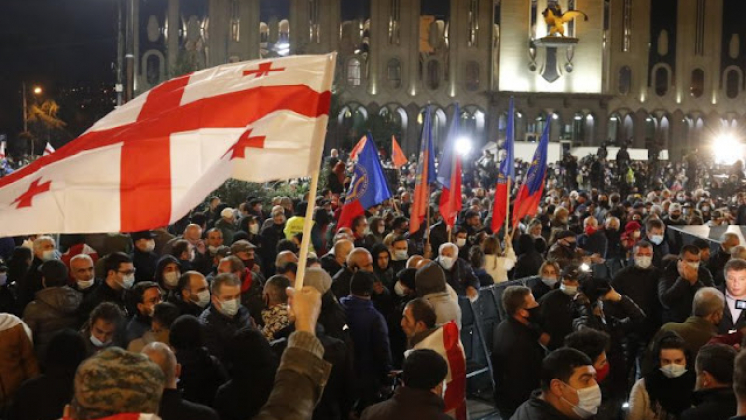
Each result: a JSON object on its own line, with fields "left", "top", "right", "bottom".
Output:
{"left": 0, "top": 314, "right": 39, "bottom": 408}
{"left": 22, "top": 286, "right": 83, "bottom": 359}
{"left": 511, "top": 391, "right": 574, "bottom": 420}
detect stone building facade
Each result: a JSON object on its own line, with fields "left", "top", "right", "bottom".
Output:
{"left": 127, "top": 0, "right": 746, "bottom": 159}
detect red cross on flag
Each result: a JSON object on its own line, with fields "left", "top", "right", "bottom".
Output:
{"left": 0, "top": 54, "right": 336, "bottom": 236}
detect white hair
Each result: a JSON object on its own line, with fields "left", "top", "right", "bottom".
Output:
{"left": 439, "top": 242, "right": 458, "bottom": 255}
{"left": 70, "top": 254, "right": 93, "bottom": 265}
{"left": 33, "top": 236, "right": 55, "bottom": 251}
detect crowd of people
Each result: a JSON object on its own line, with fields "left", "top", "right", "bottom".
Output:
{"left": 3, "top": 145, "right": 746, "bottom": 420}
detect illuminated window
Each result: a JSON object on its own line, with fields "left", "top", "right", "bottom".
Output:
{"left": 622, "top": 0, "right": 632, "bottom": 52}
{"left": 387, "top": 58, "right": 402, "bottom": 89}
{"left": 690, "top": 69, "right": 704, "bottom": 98}
{"left": 347, "top": 58, "right": 362, "bottom": 86}
{"left": 389, "top": 0, "right": 401, "bottom": 45}
{"left": 231, "top": 0, "right": 240, "bottom": 42}
{"left": 618, "top": 66, "right": 631, "bottom": 95}
{"left": 310, "top": 0, "right": 321, "bottom": 44}
{"left": 468, "top": 0, "right": 479, "bottom": 47}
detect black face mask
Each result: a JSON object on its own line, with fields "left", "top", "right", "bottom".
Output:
{"left": 526, "top": 306, "right": 543, "bottom": 325}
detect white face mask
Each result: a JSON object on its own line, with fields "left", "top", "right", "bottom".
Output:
{"left": 650, "top": 235, "right": 664, "bottom": 245}
{"left": 77, "top": 279, "right": 95, "bottom": 290}
{"left": 208, "top": 245, "right": 219, "bottom": 254}
{"left": 163, "top": 271, "right": 179, "bottom": 287}
{"left": 249, "top": 224, "right": 260, "bottom": 235}
{"left": 541, "top": 277, "right": 558, "bottom": 287}
{"left": 42, "top": 249, "right": 58, "bottom": 261}
{"left": 560, "top": 283, "right": 578, "bottom": 296}
{"left": 456, "top": 238, "right": 467, "bottom": 248}
{"left": 377, "top": 226, "right": 385, "bottom": 234}
{"left": 393, "top": 250, "right": 409, "bottom": 261}
{"left": 142, "top": 240, "right": 156, "bottom": 253}
{"left": 194, "top": 290, "right": 211, "bottom": 308}
{"left": 121, "top": 274, "right": 135, "bottom": 290}
{"left": 634, "top": 256, "right": 652, "bottom": 269}
{"left": 563, "top": 383, "right": 602, "bottom": 419}
{"left": 660, "top": 363, "right": 687, "bottom": 379}
{"left": 218, "top": 298, "right": 240, "bottom": 317}
{"left": 439, "top": 256, "right": 455, "bottom": 270}
{"left": 686, "top": 262, "right": 699, "bottom": 270}
{"left": 90, "top": 334, "right": 111, "bottom": 348}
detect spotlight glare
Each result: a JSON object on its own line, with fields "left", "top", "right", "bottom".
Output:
{"left": 456, "top": 136, "right": 472, "bottom": 156}
{"left": 712, "top": 134, "right": 743, "bottom": 165}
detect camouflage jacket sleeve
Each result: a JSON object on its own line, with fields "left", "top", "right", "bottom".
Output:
{"left": 252, "top": 331, "right": 332, "bottom": 420}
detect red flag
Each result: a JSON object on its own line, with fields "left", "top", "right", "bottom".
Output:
{"left": 43, "top": 142, "right": 55, "bottom": 156}
{"left": 338, "top": 135, "right": 392, "bottom": 229}
{"left": 348, "top": 135, "right": 366, "bottom": 160}
{"left": 439, "top": 158, "right": 462, "bottom": 227}
{"left": 0, "top": 54, "right": 335, "bottom": 236}
{"left": 512, "top": 121, "right": 550, "bottom": 226}
{"left": 491, "top": 97, "right": 515, "bottom": 233}
{"left": 410, "top": 108, "right": 436, "bottom": 234}
{"left": 391, "top": 135, "right": 407, "bottom": 169}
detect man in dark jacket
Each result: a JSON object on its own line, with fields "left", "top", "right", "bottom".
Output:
{"left": 18, "top": 236, "right": 58, "bottom": 310}
{"left": 131, "top": 231, "right": 159, "bottom": 283}
{"left": 361, "top": 349, "right": 450, "bottom": 420}
{"left": 142, "top": 342, "right": 219, "bottom": 420}
{"left": 81, "top": 252, "right": 132, "bottom": 317}
{"left": 124, "top": 281, "right": 161, "bottom": 345}
{"left": 172, "top": 271, "right": 211, "bottom": 317}
{"left": 511, "top": 348, "right": 600, "bottom": 420}
{"left": 436, "top": 242, "right": 479, "bottom": 298}
{"left": 332, "top": 248, "right": 374, "bottom": 299}
{"left": 340, "top": 271, "right": 392, "bottom": 413}
{"left": 659, "top": 245, "right": 712, "bottom": 323}
{"left": 681, "top": 343, "right": 737, "bottom": 420}
{"left": 22, "top": 260, "right": 83, "bottom": 360}
{"left": 718, "top": 258, "right": 746, "bottom": 333}
{"left": 492, "top": 285, "right": 546, "bottom": 419}
{"left": 321, "top": 239, "right": 353, "bottom": 277}
{"left": 646, "top": 219, "right": 671, "bottom": 268}
{"left": 539, "top": 264, "right": 582, "bottom": 350}
{"left": 199, "top": 273, "right": 253, "bottom": 364}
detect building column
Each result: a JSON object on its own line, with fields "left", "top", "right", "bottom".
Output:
{"left": 207, "top": 0, "right": 229, "bottom": 66}
{"left": 405, "top": 0, "right": 421, "bottom": 98}
{"left": 368, "top": 0, "right": 382, "bottom": 96}
{"left": 240, "top": 0, "right": 261, "bottom": 60}
{"left": 290, "top": 0, "right": 309, "bottom": 55}
{"left": 167, "top": 0, "right": 180, "bottom": 76}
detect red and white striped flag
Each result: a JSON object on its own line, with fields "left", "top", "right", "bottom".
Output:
{"left": 0, "top": 54, "right": 335, "bottom": 236}
{"left": 43, "top": 142, "right": 55, "bottom": 156}
{"left": 0, "top": 140, "right": 6, "bottom": 160}
{"left": 408, "top": 321, "right": 467, "bottom": 420}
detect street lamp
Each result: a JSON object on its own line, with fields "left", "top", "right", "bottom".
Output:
{"left": 22, "top": 83, "right": 43, "bottom": 133}
{"left": 33, "top": 86, "right": 42, "bottom": 95}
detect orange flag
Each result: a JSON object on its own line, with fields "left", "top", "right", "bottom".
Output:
{"left": 391, "top": 135, "right": 407, "bottom": 169}
{"left": 349, "top": 135, "right": 367, "bottom": 160}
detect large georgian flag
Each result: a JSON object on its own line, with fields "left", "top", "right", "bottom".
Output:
{"left": 0, "top": 54, "right": 335, "bottom": 236}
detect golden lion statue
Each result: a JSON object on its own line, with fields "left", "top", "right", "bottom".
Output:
{"left": 542, "top": 4, "right": 588, "bottom": 37}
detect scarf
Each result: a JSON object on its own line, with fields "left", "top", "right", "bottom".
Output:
{"left": 644, "top": 368, "right": 696, "bottom": 416}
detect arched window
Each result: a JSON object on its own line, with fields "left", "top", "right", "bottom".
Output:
{"left": 618, "top": 66, "right": 632, "bottom": 95}
{"left": 690, "top": 69, "right": 704, "bottom": 98}
{"left": 726, "top": 69, "right": 741, "bottom": 99}
{"left": 347, "top": 58, "right": 362, "bottom": 86}
{"left": 387, "top": 58, "right": 402, "bottom": 89}
{"left": 427, "top": 60, "right": 441, "bottom": 90}
{"left": 465, "top": 61, "right": 480, "bottom": 91}
{"left": 654, "top": 67, "right": 669, "bottom": 96}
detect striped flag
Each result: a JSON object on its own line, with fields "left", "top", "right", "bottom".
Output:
{"left": 491, "top": 97, "right": 515, "bottom": 233}
{"left": 43, "top": 142, "right": 55, "bottom": 156}
{"left": 437, "top": 103, "right": 463, "bottom": 228}
{"left": 513, "top": 121, "right": 550, "bottom": 225}
{"left": 409, "top": 107, "right": 436, "bottom": 234}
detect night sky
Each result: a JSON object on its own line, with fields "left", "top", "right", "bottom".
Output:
{"left": 0, "top": 0, "right": 118, "bottom": 135}
{"left": 0, "top": 0, "right": 450, "bottom": 138}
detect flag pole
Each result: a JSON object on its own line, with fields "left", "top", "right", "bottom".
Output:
{"left": 504, "top": 177, "right": 512, "bottom": 241}
{"left": 425, "top": 198, "right": 431, "bottom": 257}
{"left": 294, "top": 169, "right": 320, "bottom": 290}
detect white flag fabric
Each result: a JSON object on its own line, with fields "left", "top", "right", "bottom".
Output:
{"left": 0, "top": 141, "right": 6, "bottom": 160}
{"left": 0, "top": 54, "right": 336, "bottom": 236}
{"left": 43, "top": 142, "right": 55, "bottom": 156}
{"left": 406, "top": 321, "right": 467, "bottom": 420}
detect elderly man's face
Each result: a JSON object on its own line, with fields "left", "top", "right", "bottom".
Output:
{"left": 440, "top": 246, "right": 456, "bottom": 259}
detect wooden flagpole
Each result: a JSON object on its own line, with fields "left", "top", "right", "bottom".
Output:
{"left": 504, "top": 177, "right": 511, "bottom": 240}
{"left": 294, "top": 169, "right": 321, "bottom": 290}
